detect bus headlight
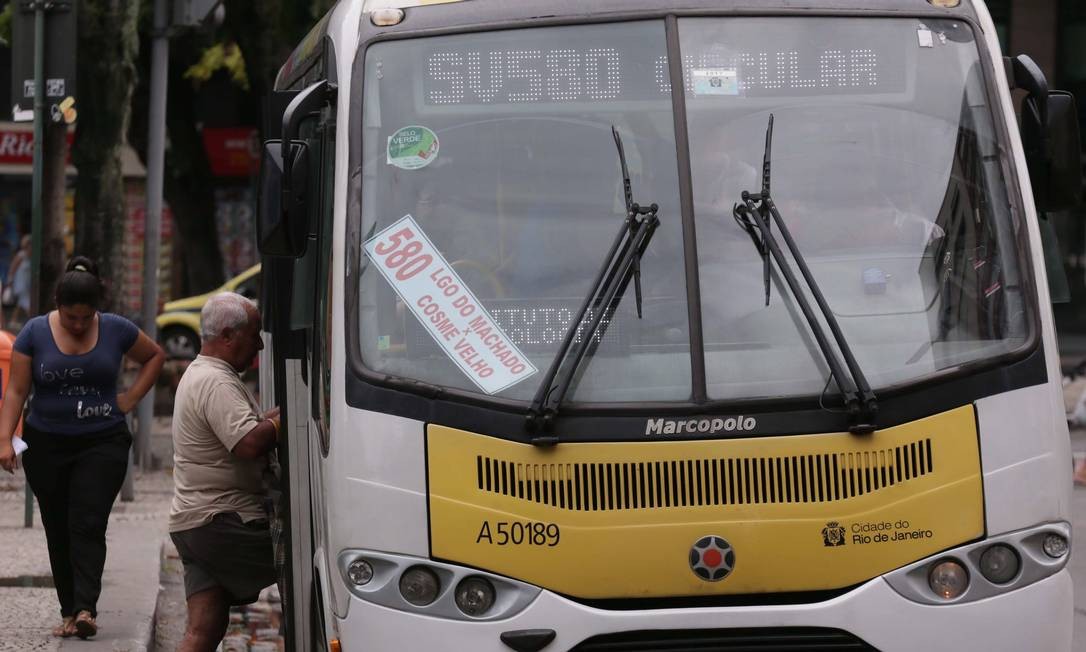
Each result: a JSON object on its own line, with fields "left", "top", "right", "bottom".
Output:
{"left": 978, "top": 544, "right": 1019, "bottom": 584}
{"left": 454, "top": 576, "right": 496, "bottom": 617}
{"left": 1042, "top": 533, "right": 1069, "bottom": 558}
{"left": 347, "top": 559, "right": 374, "bottom": 586}
{"left": 928, "top": 559, "right": 968, "bottom": 599}
{"left": 885, "top": 523, "right": 1070, "bottom": 605}
{"left": 399, "top": 566, "right": 441, "bottom": 606}
{"left": 340, "top": 550, "right": 541, "bottom": 621}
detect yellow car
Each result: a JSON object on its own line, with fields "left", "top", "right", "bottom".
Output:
{"left": 155, "top": 264, "right": 262, "bottom": 359}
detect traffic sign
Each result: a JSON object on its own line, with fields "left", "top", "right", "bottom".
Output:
{"left": 10, "top": 1, "right": 77, "bottom": 120}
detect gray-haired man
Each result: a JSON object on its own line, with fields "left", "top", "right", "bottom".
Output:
{"left": 168, "top": 292, "right": 280, "bottom": 652}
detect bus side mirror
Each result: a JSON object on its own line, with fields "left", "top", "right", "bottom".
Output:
{"left": 258, "top": 140, "right": 310, "bottom": 257}
{"left": 259, "top": 80, "right": 336, "bottom": 258}
{"left": 1013, "top": 54, "right": 1083, "bottom": 212}
{"left": 1022, "top": 91, "right": 1082, "bottom": 212}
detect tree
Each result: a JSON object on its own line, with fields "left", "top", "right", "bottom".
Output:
{"left": 125, "top": 1, "right": 336, "bottom": 298}
{"left": 128, "top": 13, "right": 226, "bottom": 297}
{"left": 72, "top": 0, "right": 141, "bottom": 305}
{"left": 37, "top": 121, "right": 67, "bottom": 314}
{"left": 126, "top": 0, "right": 333, "bottom": 297}
{"left": 1, "top": 1, "right": 70, "bottom": 315}
{"left": 6, "top": 0, "right": 334, "bottom": 309}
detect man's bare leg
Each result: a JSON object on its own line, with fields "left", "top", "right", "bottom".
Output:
{"left": 179, "top": 586, "right": 231, "bottom": 652}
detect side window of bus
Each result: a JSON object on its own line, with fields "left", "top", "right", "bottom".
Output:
{"left": 312, "top": 117, "right": 335, "bottom": 455}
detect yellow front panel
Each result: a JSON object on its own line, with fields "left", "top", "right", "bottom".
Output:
{"left": 427, "top": 406, "right": 983, "bottom": 598}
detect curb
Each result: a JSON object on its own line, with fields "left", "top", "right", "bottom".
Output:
{"left": 153, "top": 536, "right": 189, "bottom": 651}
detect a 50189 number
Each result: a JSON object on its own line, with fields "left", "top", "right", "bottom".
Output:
{"left": 476, "top": 521, "right": 560, "bottom": 547}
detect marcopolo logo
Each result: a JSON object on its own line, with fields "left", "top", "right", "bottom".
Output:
{"left": 645, "top": 415, "right": 756, "bottom": 436}
{"left": 689, "top": 535, "right": 735, "bottom": 582}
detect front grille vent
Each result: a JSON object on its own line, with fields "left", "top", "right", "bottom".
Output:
{"left": 476, "top": 438, "right": 933, "bottom": 511}
{"left": 570, "top": 627, "right": 876, "bottom": 650}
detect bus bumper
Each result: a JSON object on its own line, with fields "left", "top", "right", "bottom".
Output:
{"left": 334, "top": 568, "right": 1071, "bottom": 651}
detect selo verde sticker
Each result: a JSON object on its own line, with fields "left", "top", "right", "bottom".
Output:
{"left": 387, "top": 125, "right": 439, "bottom": 170}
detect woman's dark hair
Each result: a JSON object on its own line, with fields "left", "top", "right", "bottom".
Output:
{"left": 55, "top": 256, "right": 105, "bottom": 308}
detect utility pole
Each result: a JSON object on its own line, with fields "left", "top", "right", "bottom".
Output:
{"left": 24, "top": 0, "right": 46, "bottom": 529}
{"left": 136, "top": 0, "right": 169, "bottom": 471}
{"left": 136, "top": 0, "right": 223, "bottom": 470}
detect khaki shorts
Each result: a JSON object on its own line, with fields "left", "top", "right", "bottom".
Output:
{"left": 170, "top": 512, "right": 277, "bottom": 605}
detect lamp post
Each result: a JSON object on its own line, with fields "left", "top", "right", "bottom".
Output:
{"left": 24, "top": 0, "right": 46, "bottom": 528}
{"left": 135, "top": 0, "right": 223, "bottom": 471}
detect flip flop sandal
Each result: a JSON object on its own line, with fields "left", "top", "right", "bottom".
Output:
{"left": 74, "top": 611, "right": 97, "bottom": 639}
{"left": 51, "top": 617, "right": 76, "bottom": 638}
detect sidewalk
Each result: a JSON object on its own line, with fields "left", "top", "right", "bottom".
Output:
{"left": 0, "top": 460, "right": 173, "bottom": 652}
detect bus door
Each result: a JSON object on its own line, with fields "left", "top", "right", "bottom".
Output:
{"left": 259, "top": 71, "right": 337, "bottom": 651}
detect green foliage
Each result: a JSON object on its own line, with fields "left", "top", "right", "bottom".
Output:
{"left": 183, "top": 42, "right": 250, "bottom": 90}
{"left": 0, "top": 3, "right": 12, "bottom": 47}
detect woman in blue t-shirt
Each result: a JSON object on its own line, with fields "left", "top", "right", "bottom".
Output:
{"left": 0, "top": 256, "right": 165, "bottom": 639}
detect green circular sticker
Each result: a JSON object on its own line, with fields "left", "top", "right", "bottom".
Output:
{"left": 387, "top": 125, "right": 440, "bottom": 170}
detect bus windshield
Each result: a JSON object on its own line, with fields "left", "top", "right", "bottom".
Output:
{"left": 354, "top": 16, "right": 1030, "bottom": 405}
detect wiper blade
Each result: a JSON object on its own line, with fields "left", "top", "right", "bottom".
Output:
{"left": 733, "top": 116, "right": 774, "bottom": 306}
{"left": 732, "top": 115, "right": 878, "bottom": 433}
{"left": 613, "top": 126, "right": 645, "bottom": 318}
{"left": 525, "top": 127, "right": 659, "bottom": 444}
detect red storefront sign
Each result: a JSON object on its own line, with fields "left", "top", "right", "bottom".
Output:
{"left": 0, "top": 129, "right": 34, "bottom": 165}
{"left": 202, "top": 127, "right": 260, "bottom": 177}
{"left": 0, "top": 124, "right": 75, "bottom": 167}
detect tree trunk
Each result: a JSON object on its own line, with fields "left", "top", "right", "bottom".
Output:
{"left": 226, "top": 0, "right": 281, "bottom": 136}
{"left": 163, "top": 98, "right": 225, "bottom": 295}
{"left": 38, "top": 121, "right": 68, "bottom": 313}
{"left": 129, "top": 31, "right": 225, "bottom": 297}
{"left": 72, "top": 0, "right": 140, "bottom": 311}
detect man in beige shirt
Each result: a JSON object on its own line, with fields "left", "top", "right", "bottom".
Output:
{"left": 169, "top": 292, "right": 280, "bottom": 652}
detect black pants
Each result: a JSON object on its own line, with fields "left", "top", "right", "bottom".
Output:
{"left": 21, "top": 424, "right": 131, "bottom": 618}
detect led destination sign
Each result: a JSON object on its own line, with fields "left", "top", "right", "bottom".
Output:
{"left": 422, "top": 26, "right": 907, "bottom": 106}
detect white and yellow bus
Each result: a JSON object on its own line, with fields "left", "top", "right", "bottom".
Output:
{"left": 257, "top": 0, "right": 1082, "bottom": 649}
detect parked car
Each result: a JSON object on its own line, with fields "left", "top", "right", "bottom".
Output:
{"left": 156, "top": 264, "right": 261, "bottom": 359}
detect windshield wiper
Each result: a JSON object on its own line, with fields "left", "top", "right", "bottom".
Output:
{"left": 732, "top": 115, "right": 878, "bottom": 433}
{"left": 617, "top": 125, "right": 647, "bottom": 319}
{"left": 525, "top": 126, "right": 659, "bottom": 445}
{"left": 733, "top": 120, "right": 773, "bottom": 306}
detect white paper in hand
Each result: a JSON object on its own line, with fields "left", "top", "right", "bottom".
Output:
{"left": 12, "top": 436, "right": 27, "bottom": 456}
